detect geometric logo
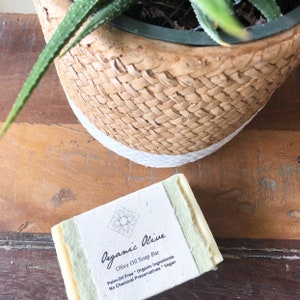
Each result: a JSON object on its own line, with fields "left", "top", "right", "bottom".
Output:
{"left": 108, "top": 207, "right": 139, "bottom": 238}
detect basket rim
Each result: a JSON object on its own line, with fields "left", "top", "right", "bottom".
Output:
{"left": 110, "top": 6, "right": 300, "bottom": 46}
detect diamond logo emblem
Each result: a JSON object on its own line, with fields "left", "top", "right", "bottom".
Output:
{"left": 108, "top": 207, "right": 139, "bottom": 238}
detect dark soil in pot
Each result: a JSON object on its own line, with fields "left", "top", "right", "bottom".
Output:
{"left": 125, "top": 0, "right": 299, "bottom": 31}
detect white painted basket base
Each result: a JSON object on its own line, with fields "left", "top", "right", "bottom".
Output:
{"left": 68, "top": 97, "right": 263, "bottom": 168}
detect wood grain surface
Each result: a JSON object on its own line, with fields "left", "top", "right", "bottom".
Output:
{"left": 0, "top": 14, "right": 300, "bottom": 240}
{"left": 1, "top": 233, "right": 300, "bottom": 300}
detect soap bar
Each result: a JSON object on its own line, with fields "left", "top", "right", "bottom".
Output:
{"left": 52, "top": 174, "right": 223, "bottom": 300}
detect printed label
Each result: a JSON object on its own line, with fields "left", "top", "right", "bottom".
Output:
{"left": 74, "top": 182, "right": 200, "bottom": 299}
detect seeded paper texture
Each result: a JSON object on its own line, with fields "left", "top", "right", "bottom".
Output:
{"left": 72, "top": 182, "right": 200, "bottom": 299}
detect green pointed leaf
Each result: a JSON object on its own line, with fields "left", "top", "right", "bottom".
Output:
{"left": 248, "top": 0, "right": 281, "bottom": 21}
{"left": 189, "top": 0, "right": 249, "bottom": 41}
{"left": 190, "top": 1, "right": 230, "bottom": 46}
{"left": 0, "top": 0, "right": 104, "bottom": 137}
{"left": 63, "top": 0, "right": 138, "bottom": 56}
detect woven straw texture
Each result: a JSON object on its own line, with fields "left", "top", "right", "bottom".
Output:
{"left": 34, "top": 0, "right": 300, "bottom": 155}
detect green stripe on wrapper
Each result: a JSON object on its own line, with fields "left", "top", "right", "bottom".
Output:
{"left": 163, "top": 174, "right": 223, "bottom": 273}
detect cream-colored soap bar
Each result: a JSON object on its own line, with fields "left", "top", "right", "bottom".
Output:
{"left": 52, "top": 174, "right": 223, "bottom": 300}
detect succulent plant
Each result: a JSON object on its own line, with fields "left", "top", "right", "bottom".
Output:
{"left": 0, "top": 0, "right": 281, "bottom": 137}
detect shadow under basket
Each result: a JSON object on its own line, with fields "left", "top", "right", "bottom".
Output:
{"left": 34, "top": 0, "right": 300, "bottom": 167}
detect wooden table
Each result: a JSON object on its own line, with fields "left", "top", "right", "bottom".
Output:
{"left": 0, "top": 14, "right": 300, "bottom": 299}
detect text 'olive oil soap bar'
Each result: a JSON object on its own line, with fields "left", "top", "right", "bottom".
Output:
{"left": 51, "top": 174, "right": 223, "bottom": 300}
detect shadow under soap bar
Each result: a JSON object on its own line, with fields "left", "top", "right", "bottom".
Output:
{"left": 52, "top": 174, "right": 223, "bottom": 300}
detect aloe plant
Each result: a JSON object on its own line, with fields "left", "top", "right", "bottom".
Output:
{"left": 0, "top": 0, "right": 281, "bottom": 137}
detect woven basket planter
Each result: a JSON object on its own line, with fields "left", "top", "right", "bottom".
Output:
{"left": 34, "top": 0, "right": 300, "bottom": 167}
